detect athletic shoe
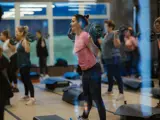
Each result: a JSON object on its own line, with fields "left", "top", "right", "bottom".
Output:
{"left": 20, "top": 96, "right": 30, "bottom": 101}
{"left": 103, "top": 91, "right": 114, "bottom": 96}
{"left": 77, "top": 116, "right": 89, "bottom": 120}
{"left": 116, "top": 94, "right": 125, "bottom": 101}
{"left": 43, "top": 74, "right": 49, "bottom": 79}
{"left": 26, "top": 98, "right": 36, "bottom": 105}
{"left": 12, "top": 87, "right": 19, "bottom": 93}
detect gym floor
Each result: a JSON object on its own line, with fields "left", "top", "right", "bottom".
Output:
{"left": 4, "top": 78, "right": 159, "bottom": 120}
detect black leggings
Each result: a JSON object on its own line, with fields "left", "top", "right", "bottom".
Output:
{"left": 7, "top": 54, "right": 18, "bottom": 84}
{"left": 82, "top": 63, "right": 106, "bottom": 120}
{"left": 0, "top": 100, "right": 5, "bottom": 120}
{"left": 106, "top": 64, "right": 124, "bottom": 94}
{"left": 20, "top": 66, "right": 34, "bottom": 97}
{"left": 39, "top": 56, "right": 48, "bottom": 74}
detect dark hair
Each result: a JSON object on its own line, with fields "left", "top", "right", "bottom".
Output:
{"left": 2, "top": 30, "right": 10, "bottom": 39}
{"left": 74, "top": 14, "right": 88, "bottom": 29}
{"left": 104, "top": 20, "right": 115, "bottom": 30}
{"left": 17, "top": 26, "right": 28, "bottom": 36}
{"left": 36, "top": 30, "right": 42, "bottom": 35}
{"left": 84, "top": 14, "right": 89, "bottom": 19}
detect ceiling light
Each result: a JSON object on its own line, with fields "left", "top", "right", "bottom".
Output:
{"left": 68, "top": 8, "right": 90, "bottom": 11}
{"left": 10, "top": 8, "right": 42, "bottom": 12}
{"left": 20, "top": 4, "right": 47, "bottom": 8}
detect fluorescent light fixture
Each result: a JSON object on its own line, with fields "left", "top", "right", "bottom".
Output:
{"left": 68, "top": 2, "right": 96, "bottom": 5}
{"left": 20, "top": 4, "right": 47, "bottom": 8}
{"left": 68, "top": 8, "right": 90, "bottom": 11}
{"left": 0, "top": 2, "right": 14, "bottom": 6}
{"left": 69, "top": 5, "right": 91, "bottom": 8}
{"left": 2, "top": 12, "right": 14, "bottom": 18}
{"left": 20, "top": 11, "right": 34, "bottom": 14}
{"left": 10, "top": 8, "right": 42, "bottom": 12}
{"left": 55, "top": 2, "right": 96, "bottom": 7}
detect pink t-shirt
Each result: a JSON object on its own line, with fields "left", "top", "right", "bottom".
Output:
{"left": 124, "top": 36, "right": 138, "bottom": 51}
{"left": 74, "top": 31, "right": 96, "bottom": 70}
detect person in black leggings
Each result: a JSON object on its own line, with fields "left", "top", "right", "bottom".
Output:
{"left": 102, "top": 20, "right": 124, "bottom": 101}
{"left": 36, "top": 30, "right": 49, "bottom": 78}
{"left": 16, "top": 26, "right": 35, "bottom": 105}
{"left": 71, "top": 14, "right": 106, "bottom": 120}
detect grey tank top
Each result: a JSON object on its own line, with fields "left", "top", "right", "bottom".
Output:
{"left": 17, "top": 41, "right": 31, "bottom": 68}
{"left": 102, "top": 32, "right": 121, "bottom": 64}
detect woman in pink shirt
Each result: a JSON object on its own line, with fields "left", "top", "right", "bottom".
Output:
{"left": 71, "top": 14, "right": 106, "bottom": 120}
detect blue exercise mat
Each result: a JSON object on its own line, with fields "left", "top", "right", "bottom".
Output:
{"left": 41, "top": 77, "right": 67, "bottom": 84}
{"left": 63, "top": 72, "right": 80, "bottom": 80}
{"left": 18, "top": 72, "right": 39, "bottom": 77}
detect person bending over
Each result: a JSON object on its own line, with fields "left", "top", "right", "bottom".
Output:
{"left": 102, "top": 20, "right": 124, "bottom": 101}
{"left": 71, "top": 14, "right": 106, "bottom": 120}
{"left": 16, "top": 26, "right": 35, "bottom": 105}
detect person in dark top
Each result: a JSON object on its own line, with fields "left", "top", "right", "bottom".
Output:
{"left": 0, "top": 46, "right": 13, "bottom": 120}
{"left": 16, "top": 26, "right": 35, "bottom": 105}
{"left": 36, "top": 30, "right": 49, "bottom": 78}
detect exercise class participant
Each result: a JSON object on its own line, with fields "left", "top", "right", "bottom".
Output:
{"left": 71, "top": 14, "right": 106, "bottom": 120}
{"left": 84, "top": 15, "right": 104, "bottom": 73}
{"left": 0, "top": 30, "right": 19, "bottom": 92}
{"left": 124, "top": 27, "right": 140, "bottom": 78}
{"left": 0, "top": 46, "right": 13, "bottom": 120}
{"left": 102, "top": 20, "right": 124, "bottom": 101}
{"left": 16, "top": 26, "right": 35, "bottom": 105}
{"left": 36, "top": 30, "right": 49, "bottom": 78}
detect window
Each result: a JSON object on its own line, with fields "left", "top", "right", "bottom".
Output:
{"left": 53, "top": 19, "right": 77, "bottom": 65}
{"left": 0, "top": 2, "right": 15, "bottom": 18}
{"left": 53, "top": 3, "right": 79, "bottom": 16}
{"left": 84, "top": 4, "right": 107, "bottom": 15}
{"left": 0, "top": 20, "right": 15, "bottom": 36}
{"left": 20, "top": 20, "right": 49, "bottom": 66}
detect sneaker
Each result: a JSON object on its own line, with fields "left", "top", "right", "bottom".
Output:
{"left": 77, "top": 116, "right": 89, "bottom": 120}
{"left": 105, "top": 91, "right": 114, "bottom": 95}
{"left": 26, "top": 98, "right": 36, "bottom": 105}
{"left": 12, "top": 88, "right": 19, "bottom": 93}
{"left": 44, "top": 74, "right": 49, "bottom": 79}
{"left": 20, "top": 96, "right": 30, "bottom": 101}
{"left": 116, "top": 94, "right": 125, "bottom": 101}
{"left": 40, "top": 74, "right": 44, "bottom": 77}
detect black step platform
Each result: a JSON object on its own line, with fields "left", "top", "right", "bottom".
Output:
{"left": 151, "top": 88, "right": 160, "bottom": 98}
{"left": 41, "top": 77, "right": 70, "bottom": 90}
{"left": 115, "top": 104, "right": 160, "bottom": 120}
{"left": 123, "top": 77, "right": 154, "bottom": 90}
{"left": 33, "top": 115, "right": 65, "bottom": 120}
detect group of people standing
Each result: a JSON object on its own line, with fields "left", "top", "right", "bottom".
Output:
{"left": 0, "top": 26, "right": 49, "bottom": 120}
{"left": 70, "top": 14, "right": 140, "bottom": 120}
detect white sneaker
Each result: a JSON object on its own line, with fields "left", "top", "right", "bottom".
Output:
{"left": 26, "top": 98, "right": 36, "bottom": 105}
{"left": 20, "top": 96, "right": 30, "bottom": 101}
{"left": 40, "top": 74, "right": 44, "bottom": 77}
{"left": 44, "top": 74, "right": 49, "bottom": 78}
{"left": 116, "top": 94, "right": 125, "bottom": 101}
{"left": 103, "top": 91, "right": 114, "bottom": 96}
